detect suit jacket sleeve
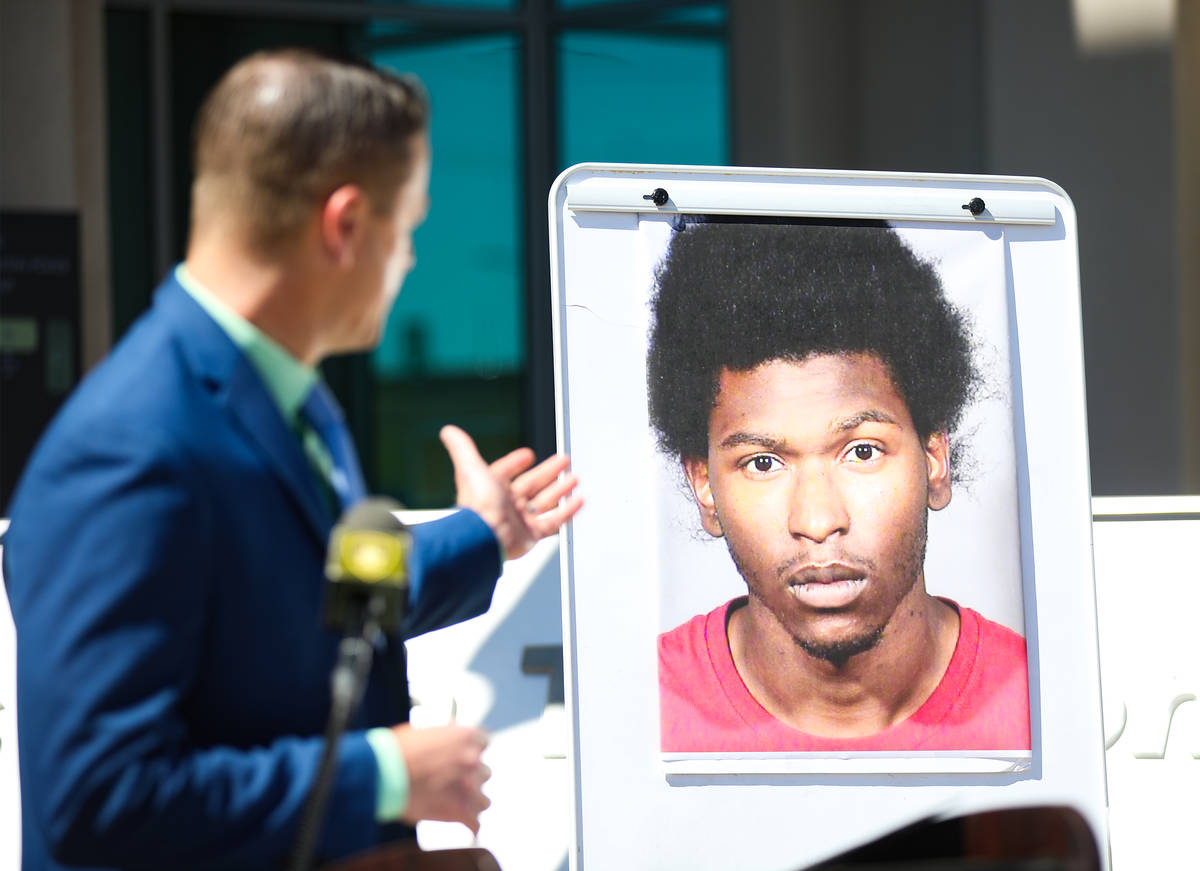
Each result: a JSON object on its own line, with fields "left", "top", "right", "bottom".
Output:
{"left": 404, "top": 509, "right": 502, "bottom": 639}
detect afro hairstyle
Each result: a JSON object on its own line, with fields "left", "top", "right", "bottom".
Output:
{"left": 646, "top": 219, "right": 980, "bottom": 463}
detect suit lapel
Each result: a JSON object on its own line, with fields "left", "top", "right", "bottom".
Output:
{"left": 224, "top": 362, "right": 335, "bottom": 540}
{"left": 154, "top": 274, "right": 334, "bottom": 542}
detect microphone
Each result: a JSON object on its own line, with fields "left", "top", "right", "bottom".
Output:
{"left": 292, "top": 497, "right": 411, "bottom": 871}
{"left": 323, "top": 497, "right": 411, "bottom": 639}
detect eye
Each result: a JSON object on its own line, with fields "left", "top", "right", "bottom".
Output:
{"left": 847, "top": 443, "right": 880, "bottom": 463}
{"left": 743, "top": 454, "right": 782, "bottom": 475}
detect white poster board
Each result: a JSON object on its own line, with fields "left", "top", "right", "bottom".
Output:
{"left": 550, "top": 165, "right": 1108, "bottom": 870}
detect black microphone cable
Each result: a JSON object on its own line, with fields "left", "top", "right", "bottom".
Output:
{"left": 289, "top": 498, "right": 411, "bottom": 871}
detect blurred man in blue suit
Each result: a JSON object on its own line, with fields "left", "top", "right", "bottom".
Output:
{"left": 3, "top": 49, "right": 580, "bottom": 870}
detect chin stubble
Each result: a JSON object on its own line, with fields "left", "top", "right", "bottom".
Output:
{"left": 727, "top": 509, "right": 929, "bottom": 669}
{"left": 794, "top": 626, "right": 885, "bottom": 668}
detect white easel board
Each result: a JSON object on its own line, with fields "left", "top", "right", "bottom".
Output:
{"left": 550, "top": 164, "right": 1108, "bottom": 870}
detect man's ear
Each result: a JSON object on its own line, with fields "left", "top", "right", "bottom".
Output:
{"left": 925, "top": 431, "right": 951, "bottom": 511}
{"left": 319, "top": 184, "right": 368, "bottom": 268}
{"left": 683, "top": 457, "right": 723, "bottom": 537}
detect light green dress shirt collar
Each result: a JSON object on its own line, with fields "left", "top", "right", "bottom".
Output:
{"left": 175, "top": 264, "right": 316, "bottom": 423}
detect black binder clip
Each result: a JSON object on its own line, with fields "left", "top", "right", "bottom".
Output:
{"left": 643, "top": 188, "right": 669, "bottom": 207}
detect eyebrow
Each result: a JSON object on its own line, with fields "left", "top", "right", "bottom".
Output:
{"left": 717, "top": 432, "right": 787, "bottom": 451}
{"left": 716, "top": 409, "right": 900, "bottom": 452}
{"left": 833, "top": 409, "right": 899, "bottom": 432}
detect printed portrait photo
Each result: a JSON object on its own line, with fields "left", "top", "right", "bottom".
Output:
{"left": 644, "top": 217, "right": 1031, "bottom": 761}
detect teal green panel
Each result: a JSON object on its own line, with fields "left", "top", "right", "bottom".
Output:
{"left": 380, "top": 0, "right": 514, "bottom": 8}
{"left": 295, "top": 0, "right": 514, "bottom": 9}
{"left": 369, "top": 34, "right": 523, "bottom": 378}
{"left": 559, "top": 30, "right": 728, "bottom": 169}
{"left": 556, "top": 0, "right": 725, "bottom": 24}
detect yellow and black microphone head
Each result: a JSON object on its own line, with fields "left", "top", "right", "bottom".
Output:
{"left": 323, "top": 497, "right": 411, "bottom": 636}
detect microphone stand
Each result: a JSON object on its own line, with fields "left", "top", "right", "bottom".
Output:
{"left": 289, "top": 594, "right": 386, "bottom": 871}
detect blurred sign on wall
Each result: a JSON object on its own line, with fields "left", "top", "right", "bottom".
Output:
{"left": 0, "top": 212, "right": 81, "bottom": 511}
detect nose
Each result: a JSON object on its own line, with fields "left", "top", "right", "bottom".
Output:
{"left": 787, "top": 464, "right": 850, "bottom": 543}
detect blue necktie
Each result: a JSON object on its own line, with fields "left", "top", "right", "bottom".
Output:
{"left": 300, "top": 380, "right": 367, "bottom": 510}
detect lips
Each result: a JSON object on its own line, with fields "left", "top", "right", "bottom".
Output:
{"left": 786, "top": 563, "right": 869, "bottom": 608}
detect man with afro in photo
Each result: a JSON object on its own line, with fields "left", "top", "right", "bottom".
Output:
{"left": 648, "top": 220, "right": 1030, "bottom": 753}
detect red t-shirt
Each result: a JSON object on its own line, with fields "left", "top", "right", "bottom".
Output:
{"left": 659, "top": 597, "right": 1030, "bottom": 752}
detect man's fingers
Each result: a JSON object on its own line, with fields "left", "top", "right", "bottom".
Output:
{"left": 488, "top": 445, "right": 536, "bottom": 482}
{"left": 524, "top": 473, "right": 579, "bottom": 515}
{"left": 530, "top": 494, "right": 584, "bottom": 536}
{"left": 463, "top": 781, "right": 492, "bottom": 813}
{"left": 513, "top": 453, "right": 572, "bottom": 500}
{"left": 452, "top": 763, "right": 491, "bottom": 834}
{"left": 439, "top": 425, "right": 486, "bottom": 475}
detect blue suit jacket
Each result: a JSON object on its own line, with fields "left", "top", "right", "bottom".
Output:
{"left": 3, "top": 274, "right": 502, "bottom": 870}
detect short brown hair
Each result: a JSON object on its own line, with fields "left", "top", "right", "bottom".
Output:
{"left": 191, "top": 48, "right": 429, "bottom": 250}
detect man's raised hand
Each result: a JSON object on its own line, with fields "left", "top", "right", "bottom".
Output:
{"left": 439, "top": 425, "right": 583, "bottom": 561}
